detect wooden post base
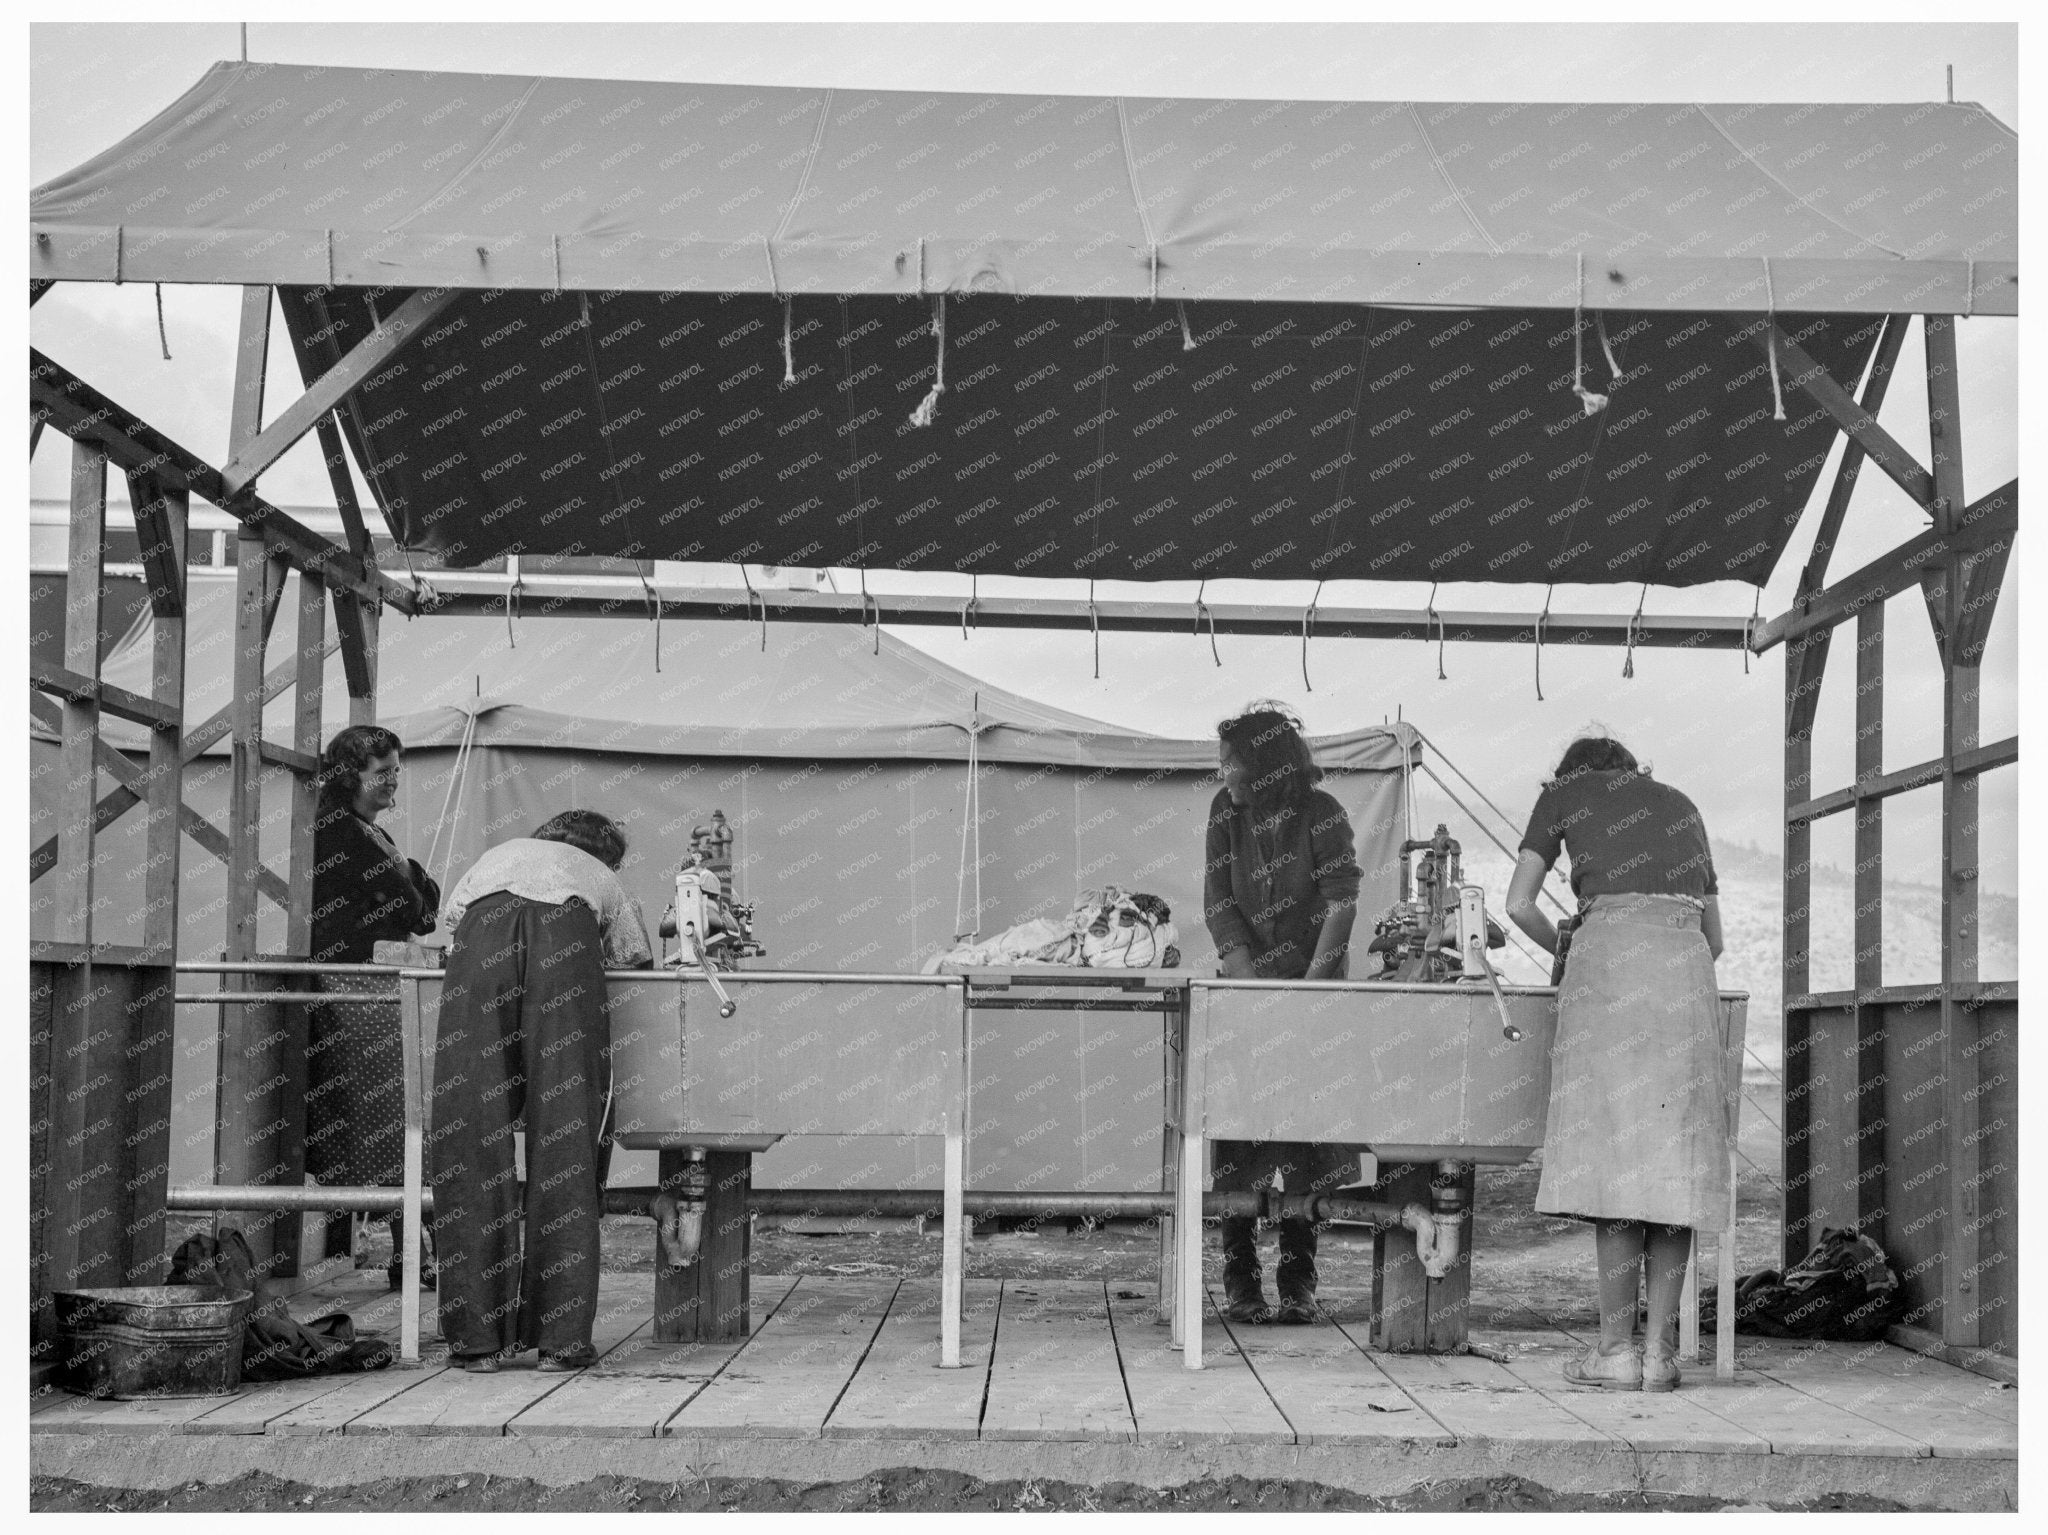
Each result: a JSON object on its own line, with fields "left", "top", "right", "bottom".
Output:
{"left": 653, "top": 1148, "right": 752, "bottom": 1342}
{"left": 1370, "top": 1161, "right": 1476, "bottom": 1353}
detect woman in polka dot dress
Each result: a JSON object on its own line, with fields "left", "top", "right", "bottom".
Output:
{"left": 307, "top": 725, "right": 441, "bottom": 1288}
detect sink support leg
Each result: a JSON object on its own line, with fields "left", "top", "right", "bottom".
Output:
{"left": 1370, "top": 1161, "right": 1475, "bottom": 1353}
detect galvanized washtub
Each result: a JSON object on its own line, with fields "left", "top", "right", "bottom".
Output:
{"left": 53, "top": 1286, "right": 254, "bottom": 1399}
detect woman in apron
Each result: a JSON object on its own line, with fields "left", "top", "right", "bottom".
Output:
{"left": 1202, "top": 701, "right": 1364, "bottom": 1324}
{"left": 1506, "top": 728, "right": 1731, "bottom": 1392}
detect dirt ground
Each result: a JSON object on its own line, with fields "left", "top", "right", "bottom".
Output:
{"left": 47, "top": 1082, "right": 1794, "bottom": 1514}
{"left": 29, "top": 1468, "right": 1909, "bottom": 1513}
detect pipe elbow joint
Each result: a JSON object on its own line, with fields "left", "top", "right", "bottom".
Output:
{"left": 1402, "top": 1200, "right": 1459, "bottom": 1280}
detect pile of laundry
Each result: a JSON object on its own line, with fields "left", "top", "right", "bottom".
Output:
{"left": 1697, "top": 1225, "right": 1913, "bottom": 1342}
{"left": 168, "top": 1230, "right": 394, "bottom": 1379}
{"left": 924, "top": 886, "right": 1180, "bottom": 972}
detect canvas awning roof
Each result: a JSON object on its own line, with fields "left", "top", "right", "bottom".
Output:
{"left": 74, "top": 571, "right": 1419, "bottom": 772}
{"left": 31, "top": 64, "right": 2018, "bottom": 588}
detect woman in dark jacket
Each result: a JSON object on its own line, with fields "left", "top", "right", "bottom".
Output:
{"left": 1202, "top": 702, "right": 1364, "bottom": 1325}
{"left": 1505, "top": 728, "right": 1730, "bottom": 1394}
{"left": 307, "top": 724, "right": 440, "bottom": 1287}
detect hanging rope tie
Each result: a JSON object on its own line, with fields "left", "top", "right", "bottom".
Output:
{"left": 650, "top": 582, "right": 665, "bottom": 673}
{"left": 1301, "top": 579, "right": 1324, "bottom": 692}
{"left": 154, "top": 284, "right": 172, "bottom": 361}
{"left": 907, "top": 293, "right": 946, "bottom": 428}
{"left": 1764, "top": 257, "right": 1786, "bottom": 422}
{"left": 861, "top": 569, "right": 880, "bottom": 654}
{"left": 635, "top": 559, "right": 663, "bottom": 672}
{"left": 1535, "top": 584, "right": 1553, "bottom": 702}
{"left": 1622, "top": 582, "right": 1648, "bottom": 679}
{"left": 1193, "top": 578, "right": 1220, "bottom": 666}
{"left": 1149, "top": 243, "right": 1160, "bottom": 303}
{"left": 1596, "top": 310, "right": 1623, "bottom": 385}
{"left": 1426, "top": 580, "right": 1447, "bottom": 680}
{"left": 1178, "top": 299, "right": 1197, "bottom": 352}
{"left": 1743, "top": 582, "right": 1762, "bottom": 676}
{"left": 1571, "top": 253, "right": 1609, "bottom": 417}
{"left": 953, "top": 695, "right": 984, "bottom": 941}
{"left": 960, "top": 572, "right": 979, "bottom": 641}
{"left": 781, "top": 297, "right": 796, "bottom": 386}
{"left": 1089, "top": 578, "right": 1101, "bottom": 680}
{"left": 504, "top": 556, "right": 524, "bottom": 648}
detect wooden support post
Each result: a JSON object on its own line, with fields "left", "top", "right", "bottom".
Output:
{"left": 140, "top": 500, "right": 187, "bottom": 955}
{"left": 1177, "top": 1126, "right": 1204, "bottom": 1369}
{"left": 941, "top": 1114, "right": 964, "bottom": 1368}
{"left": 398, "top": 974, "right": 426, "bottom": 1362}
{"left": 1781, "top": 622, "right": 1827, "bottom": 1268}
{"left": 1921, "top": 316, "right": 1984, "bottom": 1350}
{"left": 286, "top": 577, "right": 326, "bottom": 955}
{"left": 1370, "top": 1162, "right": 1435, "bottom": 1351}
{"left": 340, "top": 595, "right": 379, "bottom": 726}
{"left": 653, "top": 1149, "right": 753, "bottom": 1342}
{"left": 1853, "top": 604, "right": 1888, "bottom": 1238}
{"left": 225, "top": 528, "right": 269, "bottom": 962}
{"left": 54, "top": 441, "right": 106, "bottom": 947}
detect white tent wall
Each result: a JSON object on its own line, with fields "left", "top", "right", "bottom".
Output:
{"left": 33, "top": 725, "right": 1408, "bottom": 1200}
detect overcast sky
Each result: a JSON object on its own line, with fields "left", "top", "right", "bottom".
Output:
{"left": 24, "top": 19, "right": 2022, "bottom": 891}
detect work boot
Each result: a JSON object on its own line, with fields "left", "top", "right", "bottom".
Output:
{"left": 1273, "top": 1217, "right": 1320, "bottom": 1324}
{"left": 1220, "top": 1216, "right": 1272, "bottom": 1323}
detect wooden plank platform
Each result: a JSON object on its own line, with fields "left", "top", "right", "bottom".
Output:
{"left": 825, "top": 1278, "right": 1000, "bottom": 1440}
{"left": 980, "top": 1280, "right": 1135, "bottom": 1442}
{"left": 665, "top": 1275, "right": 898, "bottom": 1439}
{"left": 31, "top": 1270, "right": 2016, "bottom": 1509}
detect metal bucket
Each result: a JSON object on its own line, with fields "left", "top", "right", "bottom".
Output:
{"left": 53, "top": 1286, "right": 254, "bottom": 1399}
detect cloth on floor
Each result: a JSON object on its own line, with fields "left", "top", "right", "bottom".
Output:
{"left": 1697, "top": 1226, "right": 1911, "bottom": 1342}
{"left": 166, "top": 1230, "right": 393, "bottom": 1378}
{"left": 923, "top": 886, "right": 1179, "bottom": 972}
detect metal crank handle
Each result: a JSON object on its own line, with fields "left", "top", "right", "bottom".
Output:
{"left": 687, "top": 923, "right": 738, "bottom": 1017}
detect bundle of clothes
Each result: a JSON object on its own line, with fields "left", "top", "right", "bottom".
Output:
{"left": 1696, "top": 1225, "right": 1912, "bottom": 1342}
{"left": 923, "top": 886, "right": 1180, "bottom": 972}
{"left": 168, "top": 1229, "right": 394, "bottom": 1380}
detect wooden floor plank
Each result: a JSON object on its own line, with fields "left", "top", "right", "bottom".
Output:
{"left": 29, "top": 1389, "right": 246, "bottom": 1436}
{"left": 512, "top": 1276, "right": 800, "bottom": 1438}
{"left": 824, "top": 1278, "right": 1001, "bottom": 1441}
{"left": 1481, "top": 1331, "right": 1770, "bottom": 1455}
{"left": 1110, "top": 1287, "right": 1293, "bottom": 1444}
{"left": 664, "top": 1276, "right": 899, "bottom": 1440}
{"left": 1752, "top": 1363, "right": 2019, "bottom": 1460}
{"left": 980, "top": 1280, "right": 1134, "bottom": 1443}
{"left": 345, "top": 1275, "right": 656, "bottom": 1437}
{"left": 1681, "top": 1378, "right": 1932, "bottom": 1459}
{"left": 1364, "top": 1346, "right": 1621, "bottom": 1450}
{"left": 1207, "top": 1287, "right": 1450, "bottom": 1446}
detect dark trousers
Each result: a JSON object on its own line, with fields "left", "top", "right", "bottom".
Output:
{"left": 429, "top": 893, "right": 611, "bottom": 1359}
{"left": 1212, "top": 1139, "right": 1361, "bottom": 1299}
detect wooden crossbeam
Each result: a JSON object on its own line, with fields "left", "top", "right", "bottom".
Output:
{"left": 221, "top": 287, "right": 459, "bottom": 499}
{"left": 28, "top": 347, "right": 415, "bottom": 614}
{"left": 28, "top": 635, "right": 341, "bottom": 881}
{"left": 1750, "top": 479, "right": 2017, "bottom": 651}
{"left": 1758, "top": 323, "right": 1937, "bottom": 512}
{"left": 258, "top": 739, "right": 320, "bottom": 775}
{"left": 1786, "top": 734, "right": 2019, "bottom": 826}
{"left": 28, "top": 658, "right": 180, "bottom": 730}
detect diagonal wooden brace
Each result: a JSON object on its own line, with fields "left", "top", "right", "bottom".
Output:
{"left": 219, "top": 286, "right": 460, "bottom": 500}
{"left": 1755, "top": 322, "right": 1936, "bottom": 513}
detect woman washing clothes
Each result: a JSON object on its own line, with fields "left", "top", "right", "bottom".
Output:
{"left": 1202, "top": 701, "right": 1363, "bottom": 1325}
{"left": 430, "top": 809, "right": 653, "bottom": 1373}
{"left": 1505, "top": 727, "right": 1730, "bottom": 1393}
{"left": 307, "top": 726, "right": 441, "bottom": 1288}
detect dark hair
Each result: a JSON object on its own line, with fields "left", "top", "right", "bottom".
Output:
{"left": 1217, "top": 699, "right": 1321, "bottom": 817}
{"left": 319, "top": 725, "right": 403, "bottom": 808}
{"left": 534, "top": 809, "right": 629, "bottom": 870}
{"left": 1550, "top": 730, "right": 1642, "bottom": 784}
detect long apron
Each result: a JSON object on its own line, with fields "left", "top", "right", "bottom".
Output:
{"left": 1534, "top": 892, "right": 1733, "bottom": 1231}
{"left": 430, "top": 892, "right": 613, "bottom": 1359}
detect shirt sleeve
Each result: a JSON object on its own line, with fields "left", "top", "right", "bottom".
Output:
{"left": 1202, "top": 790, "right": 1258, "bottom": 954}
{"left": 599, "top": 870, "right": 654, "bottom": 968}
{"left": 1518, "top": 782, "right": 1567, "bottom": 870}
{"left": 1308, "top": 792, "right": 1363, "bottom": 906}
